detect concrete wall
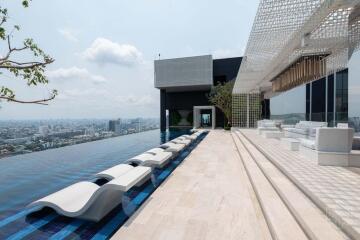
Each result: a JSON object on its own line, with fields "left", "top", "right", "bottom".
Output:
{"left": 155, "top": 55, "right": 213, "bottom": 89}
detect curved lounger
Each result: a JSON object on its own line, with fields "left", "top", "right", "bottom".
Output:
{"left": 126, "top": 152, "right": 173, "bottom": 168}
{"left": 194, "top": 130, "right": 205, "bottom": 137}
{"left": 182, "top": 134, "right": 198, "bottom": 141}
{"left": 95, "top": 164, "right": 134, "bottom": 181}
{"left": 146, "top": 147, "right": 166, "bottom": 155}
{"left": 171, "top": 138, "right": 191, "bottom": 146}
{"left": 28, "top": 166, "right": 151, "bottom": 222}
{"left": 178, "top": 135, "right": 194, "bottom": 142}
{"left": 160, "top": 142, "right": 185, "bottom": 153}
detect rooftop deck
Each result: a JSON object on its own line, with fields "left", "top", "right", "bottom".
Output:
{"left": 111, "top": 130, "right": 271, "bottom": 240}
{"left": 112, "top": 129, "right": 357, "bottom": 240}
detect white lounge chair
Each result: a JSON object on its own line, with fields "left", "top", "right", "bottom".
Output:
{"left": 182, "top": 134, "right": 198, "bottom": 141}
{"left": 160, "top": 142, "right": 186, "bottom": 153}
{"left": 194, "top": 130, "right": 207, "bottom": 136}
{"left": 28, "top": 166, "right": 151, "bottom": 222}
{"left": 95, "top": 164, "right": 134, "bottom": 181}
{"left": 171, "top": 137, "right": 191, "bottom": 146}
{"left": 126, "top": 152, "right": 173, "bottom": 168}
{"left": 146, "top": 147, "right": 167, "bottom": 155}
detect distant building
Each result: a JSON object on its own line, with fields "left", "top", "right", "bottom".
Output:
{"left": 39, "top": 125, "right": 50, "bottom": 137}
{"left": 85, "top": 126, "right": 96, "bottom": 136}
{"left": 109, "top": 119, "right": 127, "bottom": 134}
{"left": 108, "top": 119, "right": 121, "bottom": 132}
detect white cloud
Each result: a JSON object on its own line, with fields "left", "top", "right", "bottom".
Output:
{"left": 47, "top": 67, "right": 107, "bottom": 85}
{"left": 57, "top": 88, "right": 109, "bottom": 100}
{"left": 82, "top": 38, "right": 143, "bottom": 66}
{"left": 115, "top": 94, "right": 155, "bottom": 106}
{"left": 58, "top": 28, "right": 79, "bottom": 42}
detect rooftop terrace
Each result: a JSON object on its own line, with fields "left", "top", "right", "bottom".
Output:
{"left": 111, "top": 130, "right": 358, "bottom": 240}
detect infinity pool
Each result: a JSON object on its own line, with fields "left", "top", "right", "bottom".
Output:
{"left": 0, "top": 129, "right": 200, "bottom": 239}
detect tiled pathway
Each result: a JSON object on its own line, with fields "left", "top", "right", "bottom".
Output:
{"left": 239, "top": 129, "right": 360, "bottom": 240}
{"left": 112, "top": 130, "right": 272, "bottom": 240}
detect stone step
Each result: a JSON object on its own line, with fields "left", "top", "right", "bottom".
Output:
{"left": 234, "top": 130, "right": 349, "bottom": 240}
{"left": 231, "top": 131, "right": 309, "bottom": 240}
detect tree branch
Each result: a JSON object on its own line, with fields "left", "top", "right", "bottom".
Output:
{"left": 0, "top": 94, "right": 56, "bottom": 105}
{"left": 0, "top": 60, "right": 53, "bottom": 69}
{"left": 0, "top": 36, "right": 29, "bottom": 61}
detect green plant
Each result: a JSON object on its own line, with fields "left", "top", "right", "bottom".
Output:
{"left": 208, "top": 81, "right": 234, "bottom": 128}
{"left": 0, "top": 0, "right": 56, "bottom": 105}
{"left": 170, "top": 110, "right": 181, "bottom": 126}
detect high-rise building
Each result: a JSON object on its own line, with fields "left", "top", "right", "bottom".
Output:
{"left": 109, "top": 118, "right": 123, "bottom": 134}
{"left": 108, "top": 119, "right": 121, "bottom": 132}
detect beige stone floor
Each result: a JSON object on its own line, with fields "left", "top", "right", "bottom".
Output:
{"left": 111, "top": 130, "right": 272, "bottom": 240}
{"left": 240, "top": 129, "right": 360, "bottom": 239}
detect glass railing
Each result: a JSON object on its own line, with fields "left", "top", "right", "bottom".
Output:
{"left": 270, "top": 113, "right": 306, "bottom": 125}
{"left": 271, "top": 112, "right": 350, "bottom": 128}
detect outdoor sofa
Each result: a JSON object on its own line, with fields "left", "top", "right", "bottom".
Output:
{"left": 283, "top": 121, "right": 327, "bottom": 139}
{"left": 257, "top": 119, "right": 279, "bottom": 135}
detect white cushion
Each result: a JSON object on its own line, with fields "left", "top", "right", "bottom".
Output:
{"left": 316, "top": 128, "right": 354, "bottom": 153}
{"left": 301, "top": 139, "right": 316, "bottom": 150}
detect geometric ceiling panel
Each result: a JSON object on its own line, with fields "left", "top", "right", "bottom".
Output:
{"left": 234, "top": 0, "right": 360, "bottom": 94}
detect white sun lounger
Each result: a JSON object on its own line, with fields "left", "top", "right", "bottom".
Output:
{"left": 28, "top": 166, "right": 151, "bottom": 222}
{"left": 171, "top": 138, "right": 191, "bottom": 146}
{"left": 178, "top": 135, "right": 195, "bottom": 141}
{"left": 160, "top": 142, "right": 186, "bottom": 153}
{"left": 95, "top": 164, "right": 134, "bottom": 181}
{"left": 194, "top": 130, "right": 205, "bottom": 136}
{"left": 182, "top": 134, "right": 198, "bottom": 141}
{"left": 146, "top": 147, "right": 167, "bottom": 155}
{"left": 126, "top": 152, "right": 173, "bottom": 168}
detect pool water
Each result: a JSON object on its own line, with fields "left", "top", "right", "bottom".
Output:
{"left": 0, "top": 129, "right": 202, "bottom": 239}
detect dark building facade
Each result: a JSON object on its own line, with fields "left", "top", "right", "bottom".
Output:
{"left": 155, "top": 55, "right": 242, "bottom": 131}
{"left": 305, "top": 69, "right": 348, "bottom": 126}
{"left": 270, "top": 68, "right": 349, "bottom": 127}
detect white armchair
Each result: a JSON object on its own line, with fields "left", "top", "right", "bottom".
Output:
{"left": 257, "top": 120, "right": 279, "bottom": 135}
{"left": 316, "top": 128, "right": 354, "bottom": 153}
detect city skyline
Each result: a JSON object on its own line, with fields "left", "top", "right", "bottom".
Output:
{"left": 0, "top": 0, "right": 259, "bottom": 120}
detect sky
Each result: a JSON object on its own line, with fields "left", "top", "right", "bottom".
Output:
{"left": 0, "top": 0, "right": 260, "bottom": 120}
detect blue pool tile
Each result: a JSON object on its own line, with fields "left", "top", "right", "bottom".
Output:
{"left": 90, "top": 212, "right": 128, "bottom": 240}
{"left": 6, "top": 214, "right": 57, "bottom": 240}
{"left": 0, "top": 207, "right": 39, "bottom": 229}
{"left": 49, "top": 219, "right": 85, "bottom": 240}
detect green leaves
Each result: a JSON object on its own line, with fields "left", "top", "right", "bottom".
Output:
{"left": 0, "top": 0, "right": 56, "bottom": 105}
{"left": 0, "top": 87, "right": 15, "bottom": 99}
{"left": 208, "top": 81, "right": 234, "bottom": 126}
{"left": 22, "top": 0, "right": 31, "bottom": 8}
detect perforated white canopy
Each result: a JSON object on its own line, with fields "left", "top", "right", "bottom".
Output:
{"left": 234, "top": 0, "right": 360, "bottom": 94}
